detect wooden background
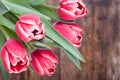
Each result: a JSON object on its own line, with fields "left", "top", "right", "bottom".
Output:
{"left": 0, "top": 0, "right": 120, "bottom": 80}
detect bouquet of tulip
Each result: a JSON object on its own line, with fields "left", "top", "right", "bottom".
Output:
{"left": 0, "top": 0, "right": 88, "bottom": 79}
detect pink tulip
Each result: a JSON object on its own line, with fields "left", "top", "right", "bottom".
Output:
{"left": 16, "top": 14, "right": 46, "bottom": 42}
{"left": 30, "top": 49, "right": 59, "bottom": 76}
{"left": 58, "top": 0, "right": 88, "bottom": 20}
{"left": 54, "top": 22, "right": 84, "bottom": 48}
{"left": 0, "top": 39, "right": 29, "bottom": 73}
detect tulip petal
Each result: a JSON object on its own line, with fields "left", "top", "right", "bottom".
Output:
{"left": 10, "top": 60, "right": 28, "bottom": 73}
{"left": 8, "top": 51, "right": 18, "bottom": 66}
{"left": 31, "top": 56, "right": 44, "bottom": 75}
{"left": 16, "top": 22, "right": 31, "bottom": 42}
{"left": 16, "top": 14, "right": 46, "bottom": 42}
{"left": 54, "top": 22, "right": 84, "bottom": 48}
{"left": 1, "top": 47, "right": 12, "bottom": 73}
{"left": 5, "top": 39, "right": 27, "bottom": 57}
{"left": 39, "top": 50, "right": 58, "bottom": 64}
{"left": 37, "top": 56, "right": 55, "bottom": 75}
{"left": 30, "top": 49, "right": 58, "bottom": 76}
{"left": 58, "top": 8, "right": 76, "bottom": 20}
{"left": 58, "top": 0, "right": 88, "bottom": 20}
{"left": 0, "top": 39, "right": 29, "bottom": 73}
{"left": 54, "top": 22, "right": 77, "bottom": 41}
{"left": 20, "top": 14, "right": 40, "bottom": 24}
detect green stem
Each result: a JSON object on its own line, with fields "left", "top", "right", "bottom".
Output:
{"left": 25, "top": 42, "right": 36, "bottom": 52}
{"left": 29, "top": 65, "right": 33, "bottom": 71}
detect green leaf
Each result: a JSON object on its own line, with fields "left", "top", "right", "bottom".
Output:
{"left": 63, "top": 49, "right": 81, "bottom": 69}
{"left": 33, "top": 41, "right": 51, "bottom": 49}
{"left": 4, "top": 27, "right": 19, "bottom": 39}
{"left": 0, "top": 30, "right": 9, "bottom": 80}
{"left": 0, "top": 0, "right": 8, "bottom": 15}
{"left": 41, "top": 37, "right": 62, "bottom": 48}
{"left": 0, "top": 16, "right": 19, "bottom": 39}
{"left": 0, "top": 57, "right": 9, "bottom": 80}
{"left": 33, "top": 4, "right": 75, "bottom": 23}
{"left": 0, "top": 30, "right": 5, "bottom": 49}
{"left": 43, "top": 20, "right": 85, "bottom": 62}
{"left": 0, "top": 16, "right": 15, "bottom": 31}
{"left": 33, "top": 4, "right": 61, "bottom": 21}
{"left": 2, "top": 0, "right": 51, "bottom": 21}
{"left": 42, "top": 38, "right": 61, "bottom": 47}
{"left": 25, "top": 0, "right": 48, "bottom": 6}
{"left": 5, "top": 11, "right": 18, "bottom": 23}
{"left": 44, "top": 37, "right": 82, "bottom": 69}
{"left": 6, "top": 0, "right": 48, "bottom": 6}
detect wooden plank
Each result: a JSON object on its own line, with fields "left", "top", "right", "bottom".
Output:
{"left": 9, "top": 69, "right": 40, "bottom": 80}
{"left": 93, "top": 0, "right": 120, "bottom": 80}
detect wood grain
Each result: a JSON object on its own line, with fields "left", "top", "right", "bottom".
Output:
{"left": 93, "top": 0, "right": 120, "bottom": 80}
{"left": 0, "top": 0, "right": 120, "bottom": 80}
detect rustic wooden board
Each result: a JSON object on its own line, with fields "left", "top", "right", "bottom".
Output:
{"left": 92, "top": 0, "right": 120, "bottom": 80}
{"left": 0, "top": 0, "right": 120, "bottom": 80}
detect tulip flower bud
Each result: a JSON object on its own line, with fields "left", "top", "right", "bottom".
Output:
{"left": 16, "top": 14, "right": 46, "bottom": 42}
{"left": 54, "top": 22, "right": 84, "bottom": 48}
{"left": 58, "top": 0, "right": 88, "bottom": 20}
{"left": 0, "top": 39, "right": 29, "bottom": 73}
{"left": 30, "top": 49, "right": 59, "bottom": 76}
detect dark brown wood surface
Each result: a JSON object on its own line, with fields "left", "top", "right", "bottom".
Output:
{"left": 0, "top": 0, "right": 120, "bottom": 80}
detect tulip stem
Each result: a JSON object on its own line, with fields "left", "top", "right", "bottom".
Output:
{"left": 29, "top": 65, "right": 33, "bottom": 71}
{"left": 25, "top": 42, "right": 36, "bottom": 52}
{"left": 0, "top": 26, "right": 10, "bottom": 40}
